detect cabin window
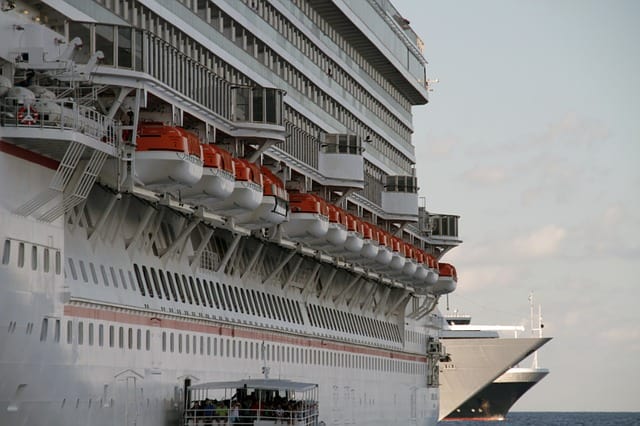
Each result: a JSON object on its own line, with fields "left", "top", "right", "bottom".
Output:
{"left": 150, "top": 268, "right": 162, "bottom": 298}
{"left": 170, "top": 333, "right": 175, "bottom": 352}
{"left": 208, "top": 281, "right": 219, "bottom": 308}
{"left": 17, "top": 242, "right": 25, "bottom": 268}
{"left": 77, "top": 322, "right": 84, "bottom": 345}
{"left": 216, "top": 283, "right": 226, "bottom": 310}
{"left": 118, "top": 27, "right": 132, "bottom": 68}
{"left": 118, "top": 327, "right": 124, "bottom": 349}
{"left": 207, "top": 337, "right": 211, "bottom": 355}
{"left": 174, "top": 273, "right": 185, "bottom": 303}
{"left": 40, "top": 318, "right": 48, "bottom": 341}
{"left": 95, "top": 24, "right": 115, "bottom": 66}
{"left": 198, "top": 278, "right": 211, "bottom": 307}
{"left": 159, "top": 270, "right": 171, "bottom": 301}
{"left": 110, "top": 267, "right": 119, "bottom": 288}
{"left": 137, "top": 329, "right": 142, "bottom": 350}
{"left": 98, "top": 324, "right": 104, "bottom": 346}
{"left": 182, "top": 275, "right": 193, "bottom": 304}
{"left": 66, "top": 320, "right": 73, "bottom": 344}
{"left": 100, "top": 265, "right": 109, "bottom": 287}
{"left": 119, "top": 269, "right": 128, "bottom": 290}
{"left": 88, "top": 323, "right": 94, "bottom": 346}
{"left": 89, "top": 262, "right": 98, "bottom": 284}
{"left": 194, "top": 277, "right": 205, "bottom": 306}
{"left": 43, "top": 248, "right": 50, "bottom": 273}
{"left": 200, "top": 336, "right": 204, "bottom": 355}
{"left": 54, "top": 320, "right": 60, "bottom": 343}
{"left": 109, "top": 326, "right": 114, "bottom": 347}
{"left": 233, "top": 287, "right": 243, "bottom": 313}
{"left": 178, "top": 334, "right": 183, "bottom": 353}
{"left": 162, "top": 332, "right": 166, "bottom": 352}
{"left": 29, "top": 246, "right": 38, "bottom": 271}
{"left": 222, "top": 284, "right": 232, "bottom": 311}
{"left": 1, "top": 240, "right": 10, "bottom": 265}
{"left": 146, "top": 330, "right": 151, "bottom": 351}
{"left": 166, "top": 272, "right": 178, "bottom": 301}
{"left": 133, "top": 264, "right": 146, "bottom": 296}
{"left": 141, "top": 266, "right": 154, "bottom": 297}
{"left": 78, "top": 260, "right": 88, "bottom": 282}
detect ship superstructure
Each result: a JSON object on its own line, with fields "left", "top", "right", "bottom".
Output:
{"left": 0, "top": 1, "right": 461, "bottom": 425}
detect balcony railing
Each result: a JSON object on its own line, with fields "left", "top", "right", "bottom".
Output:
{"left": 384, "top": 175, "right": 418, "bottom": 193}
{"left": 231, "top": 86, "right": 284, "bottom": 126}
{"left": 1, "top": 98, "right": 119, "bottom": 146}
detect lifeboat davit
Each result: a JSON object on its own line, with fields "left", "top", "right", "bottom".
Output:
{"left": 207, "top": 158, "right": 264, "bottom": 216}
{"left": 236, "top": 166, "right": 289, "bottom": 229}
{"left": 134, "top": 124, "right": 203, "bottom": 190}
{"left": 181, "top": 144, "right": 235, "bottom": 204}
{"left": 281, "top": 193, "right": 329, "bottom": 241}
{"left": 429, "top": 262, "right": 457, "bottom": 294}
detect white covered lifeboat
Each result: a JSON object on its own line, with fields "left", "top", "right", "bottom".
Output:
{"left": 325, "top": 212, "right": 364, "bottom": 257}
{"left": 134, "top": 124, "right": 204, "bottom": 190}
{"left": 236, "top": 166, "right": 289, "bottom": 229}
{"left": 387, "top": 235, "right": 407, "bottom": 272}
{"left": 181, "top": 144, "right": 235, "bottom": 204}
{"left": 281, "top": 192, "right": 329, "bottom": 242}
{"left": 424, "top": 254, "right": 440, "bottom": 286}
{"left": 412, "top": 249, "right": 431, "bottom": 283}
{"left": 400, "top": 243, "right": 418, "bottom": 279}
{"left": 361, "top": 227, "right": 392, "bottom": 268}
{"left": 344, "top": 221, "right": 379, "bottom": 264}
{"left": 429, "top": 262, "right": 457, "bottom": 294}
{"left": 207, "top": 157, "right": 263, "bottom": 216}
{"left": 307, "top": 204, "right": 348, "bottom": 250}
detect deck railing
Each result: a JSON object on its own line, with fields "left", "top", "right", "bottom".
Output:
{"left": 183, "top": 406, "right": 319, "bottom": 426}
{"left": 1, "top": 98, "right": 120, "bottom": 147}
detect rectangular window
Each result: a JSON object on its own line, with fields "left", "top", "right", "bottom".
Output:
{"left": 43, "top": 248, "right": 50, "bottom": 273}
{"left": 188, "top": 276, "right": 200, "bottom": 306}
{"left": 54, "top": 319, "right": 60, "bottom": 343}
{"left": 133, "top": 264, "right": 146, "bottom": 296}
{"left": 55, "top": 251, "right": 61, "bottom": 275}
{"left": 162, "top": 332, "right": 166, "bottom": 352}
{"left": 78, "top": 322, "right": 84, "bottom": 345}
{"left": 99, "top": 324, "right": 104, "bottom": 347}
{"left": 119, "top": 269, "right": 128, "bottom": 290}
{"left": 109, "top": 325, "right": 115, "bottom": 347}
{"left": 110, "top": 267, "right": 119, "bottom": 288}
{"left": 174, "top": 273, "right": 185, "bottom": 303}
{"left": 66, "top": 320, "right": 73, "bottom": 344}
{"left": 142, "top": 266, "right": 154, "bottom": 297}
{"left": 100, "top": 265, "right": 109, "bottom": 287}
{"left": 170, "top": 333, "right": 175, "bottom": 352}
{"left": 79, "top": 260, "right": 88, "bottom": 282}
{"left": 166, "top": 272, "right": 178, "bottom": 301}
{"left": 89, "top": 323, "right": 94, "bottom": 346}
{"left": 118, "top": 327, "right": 124, "bottom": 348}
{"left": 89, "top": 262, "right": 99, "bottom": 284}
{"left": 40, "top": 318, "right": 48, "bottom": 341}
{"left": 159, "top": 270, "right": 171, "bottom": 300}
{"left": 150, "top": 268, "right": 162, "bottom": 298}
{"left": 137, "top": 329, "right": 142, "bottom": 350}
{"left": 18, "top": 242, "right": 25, "bottom": 268}
{"left": 181, "top": 275, "right": 192, "bottom": 304}
{"left": 146, "top": 330, "right": 150, "bottom": 351}
{"left": 178, "top": 334, "right": 183, "bottom": 353}
{"left": 2, "top": 240, "right": 10, "bottom": 265}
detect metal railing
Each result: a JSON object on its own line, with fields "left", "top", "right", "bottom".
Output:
{"left": 1, "top": 98, "right": 120, "bottom": 147}
{"left": 184, "top": 406, "right": 319, "bottom": 426}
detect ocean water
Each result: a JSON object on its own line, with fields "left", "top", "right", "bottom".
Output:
{"left": 439, "top": 412, "right": 640, "bottom": 426}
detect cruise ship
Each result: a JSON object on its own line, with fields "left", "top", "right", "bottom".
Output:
{"left": 0, "top": 0, "right": 463, "bottom": 425}
{"left": 439, "top": 310, "right": 551, "bottom": 421}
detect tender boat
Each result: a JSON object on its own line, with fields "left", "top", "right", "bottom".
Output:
{"left": 388, "top": 236, "right": 407, "bottom": 272}
{"left": 134, "top": 123, "right": 204, "bottom": 189}
{"left": 412, "top": 249, "right": 431, "bottom": 283}
{"left": 281, "top": 192, "right": 330, "bottom": 241}
{"left": 207, "top": 157, "right": 264, "bottom": 216}
{"left": 181, "top": 144, "right": 236, "bottom": 204}
{"left": 400, "top": 243, "right": 418, "bottom": 278}
{"left": 235, "top": 166, "right": 289, "bottom": 229}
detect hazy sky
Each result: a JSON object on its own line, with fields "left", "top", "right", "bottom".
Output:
{"left": 394, "top": 0, "right": 640, "bottom": 412}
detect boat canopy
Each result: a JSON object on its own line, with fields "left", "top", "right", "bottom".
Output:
{"left": 189, "top": 379, "right": 317, "bottom": 393}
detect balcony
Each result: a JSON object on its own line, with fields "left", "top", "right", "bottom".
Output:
{"left": 380, "top": 175, "right": 418, "bottom": 220}
{"left": 230, "top": 86, "right": 286, "bottom": 142}
{"left": 317, "top": 134, "right": 364, "bottom": 188}
{"left": 419, "top": 209, "right": 462, "bottom": 247}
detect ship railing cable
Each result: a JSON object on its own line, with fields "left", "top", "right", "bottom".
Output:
{"left": 183, "top": 406, "right": 319, "bottom": 426}
{"left": 0, "top": 97, "right": 120, "bottom": 147}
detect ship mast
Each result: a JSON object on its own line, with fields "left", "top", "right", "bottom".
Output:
{"left": 529, "top": 292, "right": 544, "bottom": 368}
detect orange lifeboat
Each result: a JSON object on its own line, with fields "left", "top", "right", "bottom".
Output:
{"left": 134, "top": 124, "right": 203, "bottom": 189}
{"left": 236, "top": 166, "right": 289, "bottom": 229}
{"left": 281, "top": 192, "right": 329, "bottom": 240}
{"left": 429, "top": 262, "right": 457, "bottom": 294}
{"left": 182, "top": 144, "right": 235, "bottom": 203}
{"left": 358, "top": 222, "right": 380, "bottom": 260}
{"left": 207, "top": 157, "right": 263, "bottom": 216}
{"left": 361, "top": 227, "right": 391, "bottom": 268}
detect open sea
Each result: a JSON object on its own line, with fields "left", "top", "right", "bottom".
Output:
{"left": 439, "top": 412, "right": 640, "bottom": 426}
